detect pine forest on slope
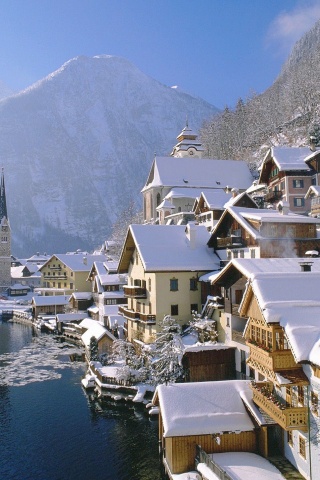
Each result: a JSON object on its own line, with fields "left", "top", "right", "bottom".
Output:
{"left": 200, "top": 19, "right": 320, "bottom": 168}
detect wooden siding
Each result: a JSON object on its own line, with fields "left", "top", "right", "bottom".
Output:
{"left": 165, "top": 431, "right": 257, "bottom": 474}
{"left": 182, "top": 349, "right": 235, "bottom": 382}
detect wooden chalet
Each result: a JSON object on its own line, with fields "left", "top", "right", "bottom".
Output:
{"left": 238, "top": 269, "right": 320, "bottom": 479}
{"left": 207, "top": 205, "right": 320, "bottom": 260}
{"left": 257, "top": 146, "right": 320, "bottom": 214}
{"left": 153, "top": 380, "right": 265, "bottom": 476}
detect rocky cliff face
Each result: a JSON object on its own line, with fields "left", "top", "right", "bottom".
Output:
{"left": 0, "top": 55, "right": 218, "bottom": 256}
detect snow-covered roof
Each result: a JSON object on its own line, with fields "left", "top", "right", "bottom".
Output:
{"left": 81, "top": 322, "right": 116, "bottom": 347}
{"left": 165, "top": 188, "right": 210, "bottom": 200}
{"left": 127, "top": 224, "right": 220, "bottom": 272}
{"left": 41, "top": 254, "right": 107, "bottom": 272}
{"left": 305, "top": 185, "right": 320, "bottom": 198}
{"left": 229, "top": 257, "right": 320, "bottom": 278}
{"left": 155, "top": 380, "right": 255, "bottom": 437}
{"left": 210, "top": 206, "right": 320, "bottom": 243}
{"left": 103, "top": 305, "right": 120, "bottom": 316}
{"left": 56, "top": 313, "right": 87, "bottom": 323}
{"left": 198, "top": 189, "right": 233, "bottom": 210}
{"left": 71, "top": 291, "right": 92, "bottom": 300}
{"left": 264, "top": 146, "right": 312, "bottom": 171}
{"left": 156, "top": 199, "right": 175, "bottom": 210}
{"left": 246, "top": 271, "right": 320, "bottom": 364}
{"left": 106, "top": 314, "right": 125, "bottom": 328}
{"left": 142, "top": 157, "right": 253, "bottom": 192}
{"left": 32, "top": 295, "right": 69, "bottom": 306}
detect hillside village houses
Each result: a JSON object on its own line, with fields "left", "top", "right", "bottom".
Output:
{"left": 4, "top": 125, "right": 320, "bottom": 479}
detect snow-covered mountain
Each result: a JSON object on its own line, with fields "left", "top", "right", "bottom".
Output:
{"left": 0, "top": 55, "right": 218, "bottom": 256}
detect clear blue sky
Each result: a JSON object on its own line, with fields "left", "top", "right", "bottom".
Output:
{"left": 0, "top": 0, "right": 320, "bottom": 109}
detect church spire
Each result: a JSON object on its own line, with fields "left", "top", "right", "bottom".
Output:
{"left": 0, "top": 168, "right": 8, "bottom": 220}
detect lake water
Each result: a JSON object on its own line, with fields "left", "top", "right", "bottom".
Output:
{"left": 0, "top": 320, "right": 164, "bottom": 480}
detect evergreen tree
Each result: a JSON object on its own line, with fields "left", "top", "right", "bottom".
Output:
{"left": 150, "top": 315, "right": 185, "bottom": 386}
{"left": 89, "top": 336, "right": 99, "bottom": 362}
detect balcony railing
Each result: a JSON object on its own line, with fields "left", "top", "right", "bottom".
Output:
{"left": 123, "top": 286, "right": 147, "bottom": 298}
{"left": 251, "top": 382, "right": 308, "bottom": 431}
{"left": 264, "top": 190, "right": 283, "bottom": 202}
{"left": 195, "top": 445, "right": 233, "bottom": 480}
{"left": 247, "top": 343, "right": 297, "bottom": 370}
{"left": 43, "top": 274, "right": 67, "bottom": 280}
{"left": 119, "top": 306, "right": 156, "bottom": 324}
{"left": 216, "top": 236, "right": 244, "bottom": 248}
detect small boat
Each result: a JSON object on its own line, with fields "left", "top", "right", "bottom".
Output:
{"left": 81, "top": 375, "right": 96, "bottom": 389}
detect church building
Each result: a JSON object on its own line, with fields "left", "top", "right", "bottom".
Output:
{"left": 0, "top": 169, "right": 11, "bottom": 291}
{"left": 141, "top": 123, "right": 253, "bottom": 225}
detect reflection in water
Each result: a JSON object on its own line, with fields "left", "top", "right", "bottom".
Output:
{"left": 0, "top": 321, "right": 164, "bottom": 480}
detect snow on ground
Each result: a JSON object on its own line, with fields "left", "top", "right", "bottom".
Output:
{"left": 172, "top": 472, "right": 201, "bottom": 480}
{"left": 208, "top": 452, "right": 285, "bottom": 479}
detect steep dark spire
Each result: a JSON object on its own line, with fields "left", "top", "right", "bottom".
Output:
{"left": 0, "top": 168, "right": 8, "bottom": 220}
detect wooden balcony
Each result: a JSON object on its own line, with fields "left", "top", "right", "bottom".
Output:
{"left": 251, "top": 382, "right": 308, "bottom": 431}
{"left": 123, "top": 286, "right": 147, "bottom": 298}
{"left": 264, "top": 190, "right": 283, "bottom": 202}
{"left": 216, "top": 236, "right": 244, "bottom": 249}
{"left": 248, "top": 343, "right": 297, "bottom": 371}
{"left": 119, "top": 306, "right": 156, "bottom": 324}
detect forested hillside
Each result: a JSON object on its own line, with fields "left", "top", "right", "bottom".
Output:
{"left": 200, "top": 19, "right": 320, "bottom": 168}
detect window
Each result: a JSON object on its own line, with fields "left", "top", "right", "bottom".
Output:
{"left": 311, "top": 391, "right": 318, "bottom": 415}
{"left": 239, "top": 250, "right": 244, "bottom": 258}
{"left": 287, "top": 431, "right": 293, "bottom": 447}
{"left": 298, "top": 386, "right": 304, "bottom": 406}
{"left": 191, "top": 303, "right": 198, "bottom": 314}
{"left": 299, "top": 436, "right": 306, "bottom": 459}
{"left": 170, "top": 278, "right": 178, "bottom": 291}
{"left": 293, "top": 197, "right": 305, "bottom": 207}
{"left": 105, "top": 299, "right": 117, "bottom": 305}
{"left": 267, "top": 331, "right": 272, "bottom": 349}
{"left": 171, "top": 304, "right": 179, "bottom": 316}
{"left": 70, "top": 283, "right": 73, "bottom": 289}
{"left": 250, "top": 249, "right": 255, "bottom": 258}
{"left": 148, "top": 278, "right": 151, "bottom": 291}
{"left": 281, "top": 181, "right": 285, "bottom": 191}
{"left": 293, "top": 179, "right": 304, "bottom": 188}
{"left": 190, "top": 278, "right": 198, "bottom": 291}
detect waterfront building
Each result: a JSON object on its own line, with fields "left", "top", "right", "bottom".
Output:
{"left": 239, "top": 268, "right": 320, "bottom": 479}
{"left": 39, "top": 253, "right": 106, "bottom": 295}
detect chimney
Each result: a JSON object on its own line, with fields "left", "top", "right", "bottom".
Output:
{"left": 185, "top": 222, "right": 197, "bottom": 249}
{"left": 231, "top": 188, "right": 239, "bottom": 198}
{"left": 277, "top": 200, "right": 289, "bottom": 215}
{"left": 299, "top": 261, "right": 313, "bottom": 272}
{"left": 310, "top": 136, "right": 317, "bottom": 152}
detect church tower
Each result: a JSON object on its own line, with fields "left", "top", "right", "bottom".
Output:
{"left": 170, "top": 121, "right": 204, "bottom": 158}
{"left": 0, "top": 169, "right": 11, "bottom": 291}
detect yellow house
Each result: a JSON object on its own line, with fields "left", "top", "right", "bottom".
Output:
{"left": 39, "top": 253, "right": 107, "bottom": 295}
{"left": 118, "top": 223, "right": 220, "bottom": 344}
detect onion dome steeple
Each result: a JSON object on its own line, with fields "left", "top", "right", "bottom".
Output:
{"left": 170, "top": 120, "right": 204, "bottom": 158}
